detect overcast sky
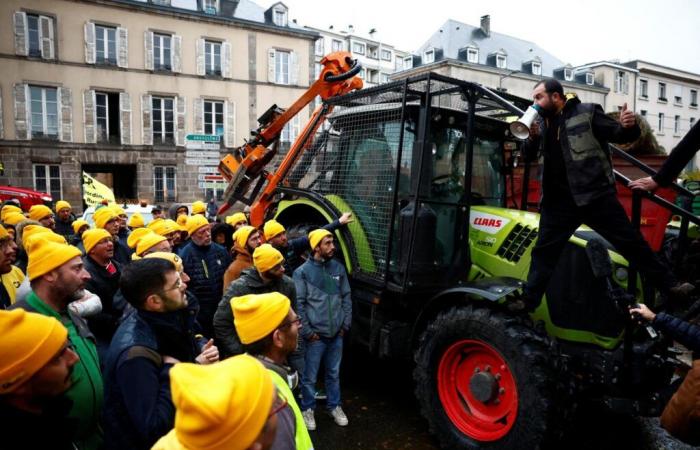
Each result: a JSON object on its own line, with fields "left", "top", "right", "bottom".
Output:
{"left": 280, "top": 0, "right": 700, "bottom": 74}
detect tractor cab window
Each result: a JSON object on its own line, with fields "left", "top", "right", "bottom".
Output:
{"left": 429, "top": 127, "right": 466, "bottom": 203}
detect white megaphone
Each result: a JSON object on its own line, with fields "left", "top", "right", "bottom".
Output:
{"left": 510, "top": 104, "right": 542, "bottom": 140}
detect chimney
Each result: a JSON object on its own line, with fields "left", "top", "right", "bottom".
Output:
{"left": 480, "top": 15, "right": 490, "bottom": 37}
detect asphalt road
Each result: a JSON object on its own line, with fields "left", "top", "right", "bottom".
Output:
{"left": 309, "top": 347, "right": 697, "bottom": 450}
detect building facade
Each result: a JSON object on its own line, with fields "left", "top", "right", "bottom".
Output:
{"left": 0, "top": 0, "right": 318, "bottom": 211}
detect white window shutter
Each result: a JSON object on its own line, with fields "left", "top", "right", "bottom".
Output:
{"left": 117, "top": 27, "right": 128, "bottom": 68}
{"left": 268, "top": 48, "right": 276, "bottom": 83}
{"left": 58, "top": 87, "right": 73, "bottom": 142}
{"left": 222, "top": 42, "right": 232, "bottom": 79}
{"left": 144, "top": 31, "right": 154, "bottom": 70}
{"left": 172, "top": 35, "right": 182, "bottom": 73}
{"left": 13, "top": 84, "right": 30, "bottom": 140}
{"left": 194, "top": 97, "right": 204, "bottom": 134}
{"left": 120, "top": 92, "right": 132, "bottom": 145}
{"left": 84, "top": 22, "right": 96, "bottom": 64}
{"left": 195, "top": 39, "right": 205, "bottom": 76}
{"left": 224, "top": 100, "right": 236, "bottom": 148}
{"left": 175, "top": 96, "right": 186, "bottom": 146}
{"left": 39, "top": 16, "right": 54, "bottom": 60}
{"left": 290, "top": 51, "right": 299, "bottom": 85}
{"left": 83, "top": 89, "right": 96, "bottom": 143}
{"left": 141, "top": 94, "right": 152, "bottom": 145}
{"left": 13, "top": 12, "right": 28, "bottom": 56}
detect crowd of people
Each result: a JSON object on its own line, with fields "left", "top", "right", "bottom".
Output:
{"left": 0, "top": 197, "right": 353, "bottom": 449}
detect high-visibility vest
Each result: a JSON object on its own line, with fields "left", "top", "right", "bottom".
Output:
{"left": 268, "top": 370, "right": 314, "bottom": 450}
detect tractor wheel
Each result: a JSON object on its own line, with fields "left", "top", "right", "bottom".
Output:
{"left": 414, "top": 305, "right": 564, "bottom": 449}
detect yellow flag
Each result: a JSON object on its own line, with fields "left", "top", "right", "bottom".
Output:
{"left": 82, "top": 171, "right": 115, "bottom": 206}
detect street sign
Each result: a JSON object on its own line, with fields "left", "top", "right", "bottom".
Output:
{"left": 185, "top": 158, "right": 220, "bottom": 166}
{"left": 185, "top": 141, "right": 220, "bottom": 150}
{"left": 185, "top": 150, "right": 220, "bottom": 158}
{"left": 186, "top": 134, "right": 220, "bottom": 142}
{"left": 199, "top": 181, "right": 228, "bottom": 189}
{"left": 198, "top": 166, "right": 219, "bottom": 174}
{"left": 197, "top": 174, "right": 225, "bottom": 181}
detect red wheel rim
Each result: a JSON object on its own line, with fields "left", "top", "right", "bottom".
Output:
{"left": 437, "top": 339, "right": 518, "bottom": 442}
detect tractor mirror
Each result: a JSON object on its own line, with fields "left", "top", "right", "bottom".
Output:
{"left": 585, "top": 238, "right": 613, "bottom": 279}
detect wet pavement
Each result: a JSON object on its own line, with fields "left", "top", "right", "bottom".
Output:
{"left": 309, "top": 347, "right": 697, "bottom": 450}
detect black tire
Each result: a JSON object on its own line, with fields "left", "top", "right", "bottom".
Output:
{"left": 414, "top": 305, "right": 565, "bottom": 450}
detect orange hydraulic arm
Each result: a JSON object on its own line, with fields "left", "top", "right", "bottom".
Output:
{"left": 217, "top": 52, "right": 363, "bottom": 225}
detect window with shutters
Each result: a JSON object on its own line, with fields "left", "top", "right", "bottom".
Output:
{"left": 95, "top": 92, "right": 120, "bottom": 143}
{"left": 205, "top": 40, "right": 222, "bottom": 76}
{"left": 30, "top": 86, "right": 59, "bottom": 139}
{"left": 27, "top": 14, "right": 42, "bottom": 57}
{"left": 315, "top": 38, "right": 324, "bottom": 56}
{"left": 152, "top": 97, "right": 174, "bottom": 145}
{"left": 275, "top": 50, "right": 290, "bottom": 84}
{"left": 154, "top": 33, "right": 172, "bottom": 71}
{"left": 154, "top": 166, "right": 176, "bottom": 203}
{"left": 96, "top": 25, "right": 117, "bottom": 65}
{"left": 34, "top": 164, "right": 61, "bottom": 199}
{"left": 204, "top": 100, "right": 224, "bottom": 136}
{"left": 331, "top": 39, "right": 343, "bottom": 52}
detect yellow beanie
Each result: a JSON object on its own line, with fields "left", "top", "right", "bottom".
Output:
{"left": 232, "top": 292, "right": 291, "bottom": 344}
{"left": 252, "top": 244, "right": 284, "bottom": 273}
{"left": 127, "top": 227, "right": 151, "bottom": 249}
{"left": 150, "top": 219, "right": 180, "bottom": 236}
{"left": 191, "top": 201, "right": 206, "bottom": 215}
{"left": 26, "top": 238, "right": 82, "bottom": 281}
{"left": 153, "top": 355, "right": 274, "bottom": 450}
{"left": 186, "top": 215, "right": 209, "bottom": 235}
{"left": 136, "top": 232, "right": 168, "bottom": 256}
{"left": 232, "top": 225, "right": 256, "bottom": 250}
{"left": 309, "top": 228, "right": 332, "bottom": 250}
{"left": 127, "top": 213, "right": 145, "bottom": 228}
{"left": 263, "top": 220, "right": 285, "bottom": 241}
{"left": 144, "top": 252, "right": 184, "bottom": 273}
{"left": 21, "top": 225, "right": 51, "bottom": 247}
{"left": 71, "top": 219, "right": 90, "bottom": 235}
{"left": 82, "top": 228, "right": 113, "bottom": 254}
{"left": 176, "top": 214, "right": 189, "bottom": 228}
{"left": 110, "top": 205, "right": 126, "bottom": 217}
{"left": 55, "top": 200, "right": 71, "bottom": 213}
{"left": 0, "top": 225, "right": 8, "bottom": 240}
{"left": 3, "top": 212, "right": 25, "bottom": 226}
{"left": 166, "top": 219, "right": 185, "bottom": 233}
{"left": 1, "top": 205, "right": 22, "bottom": 222}
{"left": 25, "top": 232, "right": 67, "bottom": 248}
{"left": 93, "top": 207, "right": 118, "bottom": 229}
{"left": 28, "top": 205, "right": 53, "bottom": 221}
{"left": 0, "top": 309, "right": 68, "bottom": 393}
{"left": 226, "top": 212, "right": 247, "bottom": 226}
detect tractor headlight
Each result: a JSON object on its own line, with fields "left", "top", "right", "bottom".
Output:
{"left": 615, "top": 267, "right": 628, "bottom": 282}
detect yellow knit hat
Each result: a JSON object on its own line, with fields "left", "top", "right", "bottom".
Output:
{"left": 232, "top": 225, "right": 256, "bottom": 250}
{"left": 110, "top": 205, "right": 126, "bottom": 217}
{"left": 127, "top": 227, "right": 151, "bottom": 248}
{"left": 127, "top": 213, "right": 145, "bottom": 228}
{"left": 176, "top": 214, "right": 189, "bottom": 228}
{"left": 136, "top": 232, "right": 168, "bottom": 256}
{"left": 24, "top": 232, "right": 67, "bottom": 248}
{"left": 232, "top": 292, "right": 291, "bottom": 344}
{"left": 191, "top": 201, "right": 206, "bottom": 215}
{"left": 152, "top": 355, "right": 274, "bottom": 450}
{"left": 252, "top": 244, "right": 284, "bottom": 273}
{"left": 1, "top": 205, "right": 22, "bottom": 222}
{"left": 166, "top": 219, "right": 185, "bottom": 233}
{"left": 71, "top": 219, "right": 90, "bottom": 235}
{"left": 26, "top": 238, "right": 82, "bottom": 281}
{"left": 149, "top": 219, "right": 180, "bottom": 236}
{"left": 21, "top": 225, "right": 52, "bottom": 247}
{"left": 226, "top": 212, "right": 247, "bottom": 226}
{"left": 28, "top": 205, "right": 53, "bottom": 221}
{"left": 0, "top": 225, "right": 8, "bottom": 241}
{"left": 0, "top": 309, "right": 68, "bottom": 393}
{"left": 2, "top": 212, "right": 25, "bottom": 226}
{"left": 93, "top": 207, "right": 118, "bottom": 229}
{"left": 82, "top": 228, "right": 113, "bottom": 254}
{"left": 55, "top": 200, "right": 71, "bottom": 213}
{"left": 309, "top": 228, "right": 333, "bottom": 250}
{"left": 186, "top": 215, "right": 209, "bottom": 235}
{"left": 144, "top": 252, "right": 184, "bottom": 273}
{"left": 263, "top": 220, "right": 285, "bottom": 241}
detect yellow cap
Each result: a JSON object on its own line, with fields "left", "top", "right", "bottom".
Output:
{"left": 309, "top": 228, "right": 332, "bottom": 250}
{"left": 226, "top": 212, "right": 247, "bottom": 226}
{"left": 263, "top": 220, "right": 286, "bottom": 241}
{"left": 110, "top": 204, "right": 126, "bottom": 217}
{"left": 71, "top": 219, "right": 90, "bottom": 235}
{"left": 127, "top": 213, "right": 145, "bottom": 228}
{"left": 82, "top": 228, "right": 113, "bottom": 254}
{"left": 93, "top": 207, "right": 118, "bottom": 229}
{"left": 176, "top": 214, "right": 189, "bottom": 228}
{"left": 0, "top": 309, "right": 68, "bottom": 393}
{"left": 21, "top": 225, "right": 52, "bottom": 247}
{"left": 252, "top": 244, "right": 284, "bottom": 273}
{"left": 26, "top": 238, "right": 82, "bottom": 281}
{"left": 186, "top": 215, "right": 209, "bottom": 235}
{"left": 28, "top": 205, "right": 53, "bottom": 221}
{"left": 232, "top": 225, "right": 256, "bottom": 250}
{"left": 0, "top": 225, "right": 8, "bottom": 240}
{"left": 55, "top": 200, "right": 71, "bottom": 213}
{"left": 136, "top": 231, "right": 168, "bottom": 256}
{"left": 2, "top": 212, "right": 25, "bottom": 226}
{"left": 232, "top": 292, "right": 291, "bottom": 344}
{"left": 144, "top": 252, "right": 184, "bottom": 273}
{"left": 127, "top": 227, "right": 152, "bottom": 249}
{"left": 156, "top": 355, "right": 274, "bottom": 450}
{"left": 191, "top": 201, "right": 206, "bottom": 215}
{"left": 1, "top": 205, "right": 22, "bottom": 222}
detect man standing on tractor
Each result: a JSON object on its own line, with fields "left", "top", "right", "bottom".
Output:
{"left": 516, "top": 79, "right": 694, "bottom": 312}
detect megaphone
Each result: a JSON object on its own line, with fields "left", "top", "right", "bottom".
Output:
{"left": 509, "top": 104, "right": 542, "bottom": 140}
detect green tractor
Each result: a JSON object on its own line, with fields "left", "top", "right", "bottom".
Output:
{"left": 260, "top": 73, "right": 692, "bottom": 448}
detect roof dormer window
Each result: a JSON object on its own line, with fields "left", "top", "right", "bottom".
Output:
{"left": 586, "top": 72, "right": 594, "bottom": 86}
{"left": 423, "top": 49, "right": 435, "bottom": 64}
{"left": 496, "top": 53, "right": 507, "bottom": 69}
{"left": 202, "top": 0, "right": 218, "bottom": 14}
{"left": 531, "top": 61, "right": 542, "bottom": 76}
{"left": 272, "top": 5, "right": 288, "bottom": 27}
{"left": 467, "top": 46, "right": 478, "bottom": 63}
{"left": 564, "top": 67, "right": 573, "bottom": 81}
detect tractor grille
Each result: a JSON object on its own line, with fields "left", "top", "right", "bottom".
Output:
{"left": 497, "top": 224, "right": 538, "bottom": 262}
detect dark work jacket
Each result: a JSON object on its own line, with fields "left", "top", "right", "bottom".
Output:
{"left": 54, "top": 215, "right": 75, "bottom": 241}
{"left": 0, "top": 398, "right": 76, "bottom": 450}
{"left": 83, "top": 255, "right": 123, "bottom": 343}
{"left": 103, "top": 307, "right": 203, "bottom": 450}
{"left": 214, "top": 267, "right": 296, "bottom": 358}
{"left": 653, "top": 120, "right": 700, "bottom": 186}
{"left": 275, "top": 219, "right": 342, "bottom": 274}
{"left": 112, "top": 237, "right": 133, "bottom": 266}
{"left": 653, "top": 312, "right": 700, "bottom": 355}
{"left": 523, "top": 95, "right": 641, "bottom": 206}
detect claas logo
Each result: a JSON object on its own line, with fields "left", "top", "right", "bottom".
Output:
{"left": 473, "top": 217, "right": 502, "bottom": 227}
